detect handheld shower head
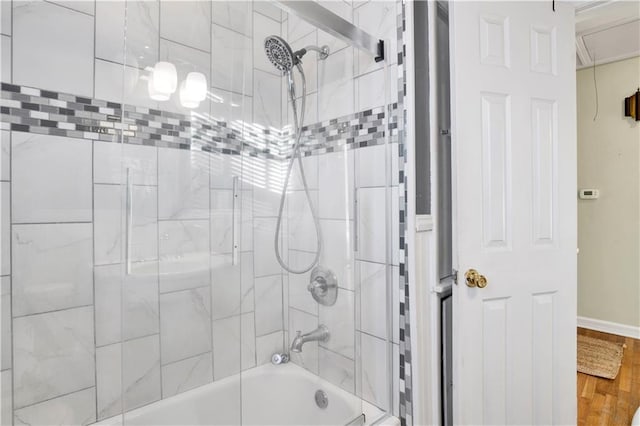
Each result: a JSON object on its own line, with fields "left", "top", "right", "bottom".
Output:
{"left": 264, "top": 35, "right": 330, "bottom": 74}
{"left": 264, "top": 35, "right": 296, "bottom": 73}
{"left": 264, "top": 35, "right": 329, "bottom": 275}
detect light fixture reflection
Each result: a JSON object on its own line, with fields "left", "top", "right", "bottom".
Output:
{"left": 184, "top": 72, "right": 207, "bottom": 102}
{"left": 149, "top": 61, "right": 177, "bottom": 100}
{"left": 179, "top": 72, "right": 208, "bottom": 108}
{"left": 179, "top": 80, "right": 200, "bottom": 109}
{"left": 147, "top": 78, "right": 170, "bottom": 101}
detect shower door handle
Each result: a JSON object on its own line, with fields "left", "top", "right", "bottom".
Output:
{"left": 231, "top": 176, "right": 240, "bottom": 265}
{"left": 354, "top": 188, "right": 358, "bottom": 253}
{"left": 125, "top": 168, "right": 133, "bottom": 275}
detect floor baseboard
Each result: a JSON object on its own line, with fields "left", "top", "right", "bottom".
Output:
{"left": 578, "top": 316, "right": 640, "bottom": 339}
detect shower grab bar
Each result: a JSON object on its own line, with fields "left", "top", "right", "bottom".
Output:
{"left": 125, "top": 168, "right": 132, "bottom": 275}
{"left": 231, "top": 176, "right": 240, "bottom": 265}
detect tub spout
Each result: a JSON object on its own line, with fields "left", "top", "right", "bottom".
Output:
{"left": 290, "top": 325, "right": 330, "bottom": 353}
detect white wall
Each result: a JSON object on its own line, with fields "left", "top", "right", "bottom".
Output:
{"left": 577, "top": 56, "right": 640, "bottom": 330}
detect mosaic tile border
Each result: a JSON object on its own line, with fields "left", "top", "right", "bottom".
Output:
{"left": 1, "top": 82, "right": 398, "bottom": 161}
{"left": 294, "top": 104, "right": 399, "bottom": 156}
{"left": 396, "top": 0, "right": 413, "bottom": 424}
{"left": 0, "top": 82, "right": 283, "bottom": 158}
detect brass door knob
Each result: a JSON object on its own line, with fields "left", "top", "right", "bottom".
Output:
{"left": 465, "top": 269, "right": 488, "bottom": 288}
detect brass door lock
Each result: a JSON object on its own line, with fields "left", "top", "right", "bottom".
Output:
{"left": 465, "top": 269, "right": 488, "bottom": 288}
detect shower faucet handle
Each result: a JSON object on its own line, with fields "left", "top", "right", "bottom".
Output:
{"left": 307, "top": 277, "right": 328, "bottom": 295}
{"left": 308, "top": 267, "right": 338, "bottom": 306}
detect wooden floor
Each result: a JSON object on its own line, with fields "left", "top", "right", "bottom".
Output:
{"left": 577, "top": 328, "right": 640, "bottom": 425}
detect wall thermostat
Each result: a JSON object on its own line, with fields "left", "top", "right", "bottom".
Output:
{"left": 579, "top": 189, "right": 599, "bottom": 200}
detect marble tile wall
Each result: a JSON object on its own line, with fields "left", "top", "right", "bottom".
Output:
{"left": 0, "top": 0, "right": 282, "bottom": 423}
{"left": 5, "top": 131, "right": 253, "bottom": 424}
{"left": 1, "top": 6, "right": 12, "bottom": 421}
{"left": 0, "top": 0, "right": 403, "bottom": 423}
{"left": 1, "top": 126, "right": 11, "bottom": 426}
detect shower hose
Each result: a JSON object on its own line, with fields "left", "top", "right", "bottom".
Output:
{"left": 273, "top": 63, "right": 322, "bottom": 274}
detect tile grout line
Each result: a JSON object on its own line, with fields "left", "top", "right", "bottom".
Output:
{"left": 206, "top": 3, "right": 215, "bottom": 377}
{"left": 13, "top": 385, "right": 96, "bottom": 413}
{"left": 251, "top": 0, "right": 258, "bottom": 372}
{"left": 11, "top": 303, "right": 94, "bottom": 320}
{"left": 208, "top": 80, "right": 215, "bottom": 381}
{"left": 282, "top": 8, "right": 291, "bottom": 358}
{"left": 91, "top": 138, "right": 98, "bottom": 423}
{"left": 93, "top": 182, "right": 158, "bottom": 188}
{"left": 211, "top": 19, "right": 251, "bottom": 39}
{"left": 158, "top": 36, "right": 211, "bottom": 55}
{"left": 161, "top": 349, "right": 212, "bottom": 369}
{"left": 236, "top": 15, "right": 252, "bottom": 370}
{"left": 289, "top": 305, "right": 318, "bottom": 318}
{"left": 42, "top": 0, "right": 93, "bottom": 17}
{"left": 95, "top": 56, "right": 148, "bottom": 73}
{"left": 253, "top": 9, "right": 282, "bottom": 27}
{"left": 10, "top": 221, "right": 93, "bottom": 226}
{"left": 212, "top": 310, "right": 254, "bottom": 324}
{"left": 92, "top": 0, "right": 96, "bottom": 101}
{"left": 156, "top": 1, "right": 164, "bottom": 403}
{"left": 209, "top": 83, "right": 253, "bottom": 99}
{"left": 249, "top": 2, "right": 258, "bottom": 369}
{"left": 8, "top": 2, "right": 14, "bottom": 416}
{"left": 115, "top": 0, "right": 128, "bottom": 416}
{"left": 95, "top": 331, "right": 161, "bottom": 350}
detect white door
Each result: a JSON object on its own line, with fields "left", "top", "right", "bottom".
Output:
{"left": 449, "top": 2, "right": 577, "bottom": 424}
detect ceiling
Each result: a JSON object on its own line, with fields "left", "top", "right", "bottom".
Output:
{"left": 573, "top": 0, "right": 640, "bottom": 69}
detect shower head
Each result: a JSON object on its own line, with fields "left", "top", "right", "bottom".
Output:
{"left": 264, "top": 35, "right": 297, "bottom": 73}
{"left": 264, "top": 35, "right": 331, "bottom": 74}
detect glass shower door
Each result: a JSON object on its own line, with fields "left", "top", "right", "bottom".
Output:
{"left": 116, "top": 1, "right": 251, "bottom": 424}
{"left": 112, "top": 1, "right": 400, "bottom": 425}
{"left": 307, "top": 1, "right": 400, "bottom": 423}
{"left": 239, "top": 1, "right": 400, "bottom": 425}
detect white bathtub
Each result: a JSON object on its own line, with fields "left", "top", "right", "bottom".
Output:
{"left": 96, "top": 363, "right": 398, "bottom": 426}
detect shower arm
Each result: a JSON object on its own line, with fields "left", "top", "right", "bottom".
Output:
{"left": 294, "top": 45, "right": 330, "bottom": 61}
